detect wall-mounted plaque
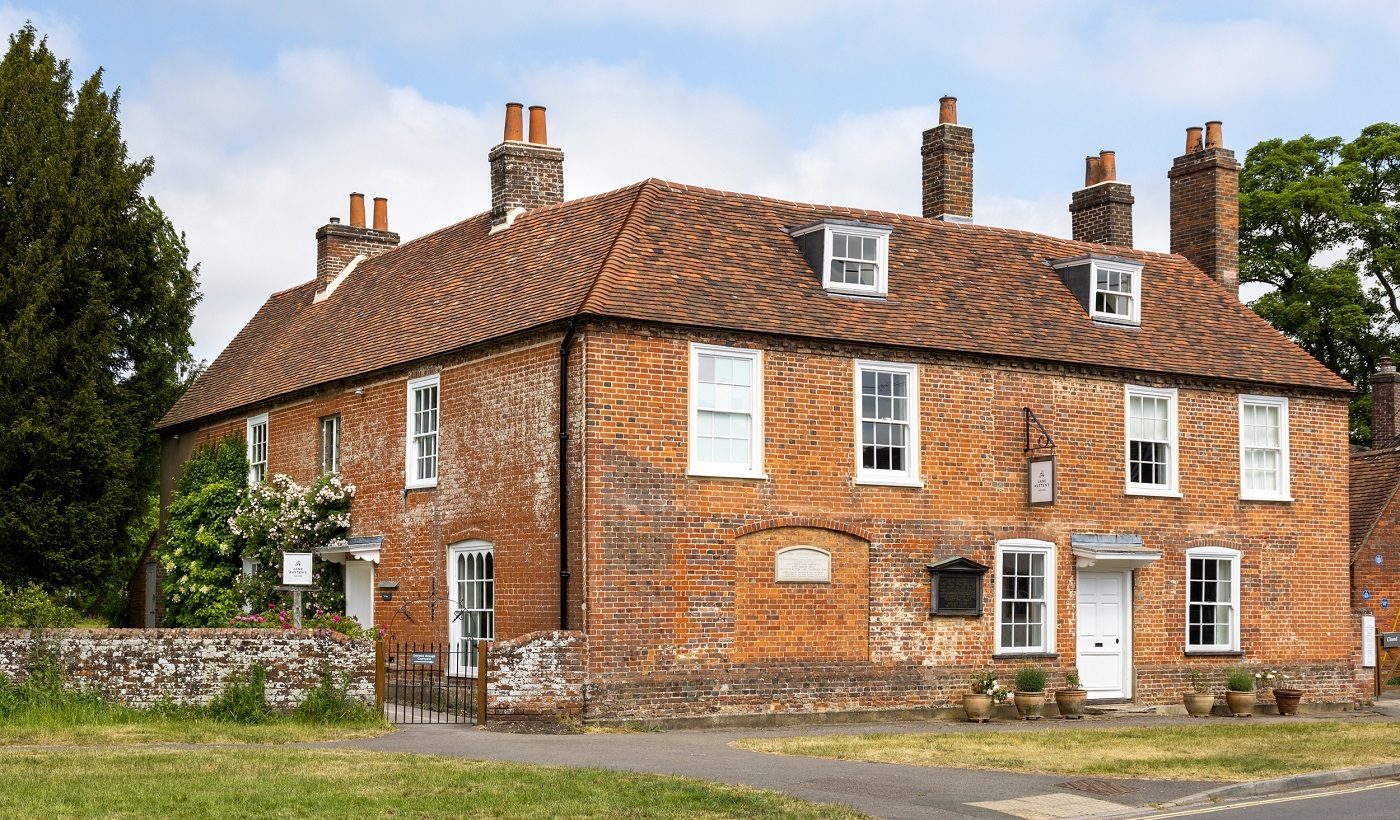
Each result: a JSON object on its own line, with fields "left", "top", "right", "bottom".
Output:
{"left": 1028, "top": 454, "right": 1056, "bottom": 506}
{"left": 775, "top": 546, "right": 831, "bottom": 583}
{"left": 926, "top": 556, "right": 989, "bottom": 617}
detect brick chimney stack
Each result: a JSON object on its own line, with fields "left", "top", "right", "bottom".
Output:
{"left": 316, "top": 192, "right": 400, "bottom": 285}
{"left": 1373, "top": 357, "right": 1400, "bottom": 446}
{"left": 1168, "top": 120, "right": 1241, "bottom": 297}
{"left": 489, "top": 102, "right": 564, "bottom": 229}
{"left": 921, "top": 96, "right": 973, "bottom": 223}
{"left": 1069, "top": 150, "right": 1134, "bottom": 247}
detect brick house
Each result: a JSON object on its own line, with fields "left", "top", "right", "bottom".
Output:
{"left": 1351, "top": 358, "right": 1400, "bottom": 630}
{"left": 151, "top": 99, "right": 1362, "bottom": 718}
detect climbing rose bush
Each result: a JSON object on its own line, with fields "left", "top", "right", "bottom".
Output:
{"left": 231, "top": 473, "right": 355, "bottom": 614}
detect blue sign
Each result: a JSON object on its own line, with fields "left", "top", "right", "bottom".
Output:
{"left": 1378, "top": 555, "right": 1385, "bottom": 565}
{"left": 1384, "top": 598, "right": 1391, "bottom": 609}
{"left": 1364, "top": 590, "right": 1372, "bottom": 600}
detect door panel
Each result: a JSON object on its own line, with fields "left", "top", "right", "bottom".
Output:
{"left": 1077, "top": 572, "right": 1126, "bottom": 698}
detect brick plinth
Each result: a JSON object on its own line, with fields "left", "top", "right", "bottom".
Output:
{"left": 1069, "top": 181, "right": 1134, "bottom": 247}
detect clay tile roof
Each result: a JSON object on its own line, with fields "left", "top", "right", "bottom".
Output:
{"left": 159, "top": 177, "right": 1350, "bottom": 430}
{"left": 1351, "top": 445, "right": 1400, "bottom": 549}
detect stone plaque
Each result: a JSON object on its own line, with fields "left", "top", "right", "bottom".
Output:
{"left": 775, "top": 546, "right": 831, "bottom": 583}
{"left": 936, "top": 574, "right": 980, "bottom": 612}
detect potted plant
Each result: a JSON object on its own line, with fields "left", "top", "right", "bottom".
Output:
{"left": 1055, "top": 667, "right": 1087, "bottom": 719}
{"left": 1224, "top": 667, "right": 1255, "bottom": 718}
{"left": 1269, "top": 669, "right": 1303, "bottom": 716}
{"left": 1183, "top": 670, "right": 1215, "bottom": 717}
{"left": 964, "top": 670, "right": 1007, "bottom": 723}
{"left": 1013, "top": 665, "right": 1048, "bottom": 720}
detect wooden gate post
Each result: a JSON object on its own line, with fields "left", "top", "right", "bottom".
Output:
{"left": 375, "top": 639, "right": 386, "bottom": 713}
{"left": 476, "top": 640, "right": 489, "bottom": 725}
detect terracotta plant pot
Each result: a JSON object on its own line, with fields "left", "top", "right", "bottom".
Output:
{"left": 1055, "top": 688, "right": 1088, "bottom": 719}
{"left": 1273, "top": 688, "right": 1302, "bottom": 716}
{"left": 1225, "top": 690, "right": 1255, "bottom": 718}
{"left": 1013, "top": 691, "right": 1046, "bottom": 720}
{"left": 963, "top": 692, "right": 994, "bottom": 723}
{"left": 1183, "top": 692, "right": 1215, "bottom": 718}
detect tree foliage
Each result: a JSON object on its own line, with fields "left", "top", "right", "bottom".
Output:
{"left": 0, "top": 26, "right": 199, "bottom": 600}
{"left": 1240, "top": 125, "right": 1400, "bottom": 443}
{"left": 159, "top": 437, "right": 246, "bottom": 627}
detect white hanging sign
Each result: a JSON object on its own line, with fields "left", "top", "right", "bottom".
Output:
{"left": 282, "top": 552, "right": 314, "bottom": 586}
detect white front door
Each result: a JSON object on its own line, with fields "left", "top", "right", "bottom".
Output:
{"left": 1076, "top": 571, "right": 1129, "bottom": 699}
{"left": 344, "top": 560, "right": 375, "bottom": 629}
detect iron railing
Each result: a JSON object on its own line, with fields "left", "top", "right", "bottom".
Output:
{"left": 377, "top": 640, "right": 487, "bottom": 724}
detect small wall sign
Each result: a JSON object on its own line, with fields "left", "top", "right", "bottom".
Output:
{"left": 1377, "top": 555, "right": 1385, "bottom": 565}
{"left": 774, "top": 546, "right": 831, "bottom": 583}
{"left": 926, "top": 556, "right": 990, "bottom": 617}
{"left": 282, "top": 552, "right": 314, "bottom": 586}
{"left": 1364, "top": 590, "right": 1372, "bottom": 600}
{"left": 410, "top": 652, "right": 437, "bottom": 666}
{"left": 1028, "top": 454, "right": 1056, "bottom": 506}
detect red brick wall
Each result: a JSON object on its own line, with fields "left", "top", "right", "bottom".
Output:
{"left": 171, "top": 327, "right": 585, "bottom": 649}
{"left": 582, "top": 323, "right": 1353, "bottom": 717}
{"left": 1353, "top": 492, "right": 1400, "bottom": 625}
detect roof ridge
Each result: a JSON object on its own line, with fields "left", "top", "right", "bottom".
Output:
{"left": 577, "top": 178, "right": 660, "bottom": 315}
{"left": 642, "top": 178, "right": 1189, "bottom": 264}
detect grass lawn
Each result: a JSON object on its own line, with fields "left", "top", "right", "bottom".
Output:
{"left": 734, "top": 721, "right": 1400, "bottom": 782}
{"left": 0, "top": 713, "right": 390, "bottom": 746}
{"left": 0, "top": 747, "right": 870, "bottom": 819}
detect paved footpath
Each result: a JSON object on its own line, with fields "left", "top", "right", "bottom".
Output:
{"left": 338, "top": 699, "right": 1400, "bottom": 820}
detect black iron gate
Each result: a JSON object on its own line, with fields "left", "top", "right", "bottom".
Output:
{"left": 377, "top": 641, "right": 485, "bottom": 725}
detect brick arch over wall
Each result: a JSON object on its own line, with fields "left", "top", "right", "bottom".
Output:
{"left": 732, "top": 525, "right": 870, "bottom": 664}
{"left": 731, "top": 517, "right": 876, "bottom": 544}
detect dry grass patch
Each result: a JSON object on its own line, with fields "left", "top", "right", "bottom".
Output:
{"left": 0, "top": 718, "right": 388, "bottom": 746}
{"left": 734, "top": 721, "right": 1400, "bottom": 782}
{"left": 0, "top": 748, "right": 870, "bottom": 819}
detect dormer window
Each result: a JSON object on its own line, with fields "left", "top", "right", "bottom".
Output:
{"left": 789, "top": 219, "right": 892, "bottom": 297}
{"left": 1051, "top": 254, "right": 1143, "bottom": 326}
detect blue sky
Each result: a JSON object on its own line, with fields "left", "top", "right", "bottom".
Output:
{"left": 11, "top": 1, "right": 1400, "bottom": 362}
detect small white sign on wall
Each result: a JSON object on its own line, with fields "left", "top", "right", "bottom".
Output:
{"left": 1028, "top": 455, "right": 1056, "bottom": 506}
{"left": 775, "top": 546, "right": 831, "bottom": 583}
{"left": 1364, "top": 614, "right": 1377, "bottom": 668}
{"left": 282, "top": 552, "right": 314, "bottom": 586}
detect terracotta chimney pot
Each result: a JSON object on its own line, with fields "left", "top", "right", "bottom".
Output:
{"left": 373, "top": 197, "right": 388, "bottom": 232}
{"left": 528, "top": 105, "right": 548, "bottom": 145}
{"left": 1205, "top": 121, "right": 1223, "bottom": 149}
{"left": 1084, "top": 156, "right": 1102, "bottom": 186}
{"left": 1185, "top": 126, "right": 1204, "bottom": 153}
{"left": 504, "top": 102, "right": 524, "bottom": 142}
{"left": 938, "top": 96, "right": 958, "bottom": 125}
{"left": 349, "top": 192, "right": 366, "bottom": 228}
{"left": 1099, "top": 150, "right": 1117, "bottom": 182}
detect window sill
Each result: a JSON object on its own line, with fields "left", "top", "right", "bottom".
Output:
{"left": 1240, "top": 494, "right": 1293, "bottom": 503}
{"left": 992, "top": 652, "right": 1060, "bottom": 660}
{"left": 404, "top": 481, "right": 438, "bottom": 492}
{"left": 1183, "top": 649, "right": 1244, "bottom": 657}
{"left": 1091, "top": 315, "right": 1141, "bottom": 328}
{"left": 687, "top": 470, "right": 769, "bottom": 481}
{"left": 855, "top": 475, "right": 924, "bottom": 488}
{"left": 1125, "top": 487, "right": 1182, "bottom": 498}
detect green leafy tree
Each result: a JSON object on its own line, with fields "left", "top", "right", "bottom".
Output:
{"left": 1240, "top": 130, "right": 1396, "bottom": 442}
{"left": 159, "top": 437, "right": 246, "bottom": 627}
{"left": 0, "top": 26, "right": 199, "bottom": 602}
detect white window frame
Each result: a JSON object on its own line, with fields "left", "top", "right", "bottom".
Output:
{"left": 1184, "top": 546, "right": 1241, "bottom": 652}
{"left": 1124, "top": 385, "right": 1179, "bottom": 497}
{"left": 994, "top": 539, "right": 1055, "bottom": 655}
{"left": 1090, "top": 259, "right": 1142, "bottom": 325}
{"left": 447, "top": 540, "right": 494, "bottom": 677}
{"left": 405, "top": 374, "right": 440, "bottom": 489}
{"left": 1239, "top": 395, "right": 1290, "bottom": 501}
{"left": 688, "top": 343, "right": 765, "bottom": 479}
{"left": 246, "top": 414, "right": 268, "bottom": 486}
{"left": 319, "top": 414, "right": 341, "bottom": 475}
{"left": 791, "top": 222, "right": 891, "bottom": 297}
{"left": 854, "top": 360, "right": 922, "bottom": 487}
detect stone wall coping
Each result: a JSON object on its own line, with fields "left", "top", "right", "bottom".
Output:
{"left": 0, "top": 627, "right": 370, "bottom": 646}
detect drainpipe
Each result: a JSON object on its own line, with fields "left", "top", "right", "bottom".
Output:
{"left": 558, "top": 319, "right": 577, "bottom": 631}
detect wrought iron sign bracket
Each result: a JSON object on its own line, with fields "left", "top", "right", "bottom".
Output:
{"left": 1024, "top": 408, "right": 1056, "bottom": 453}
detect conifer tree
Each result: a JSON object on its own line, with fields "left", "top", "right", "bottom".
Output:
{"left": 0, "top": 26, "right": 198, "bottom": 602}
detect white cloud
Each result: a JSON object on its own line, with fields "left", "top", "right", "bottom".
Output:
{"left": 0, "top": 4, "right": 85, "bottom": 65}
